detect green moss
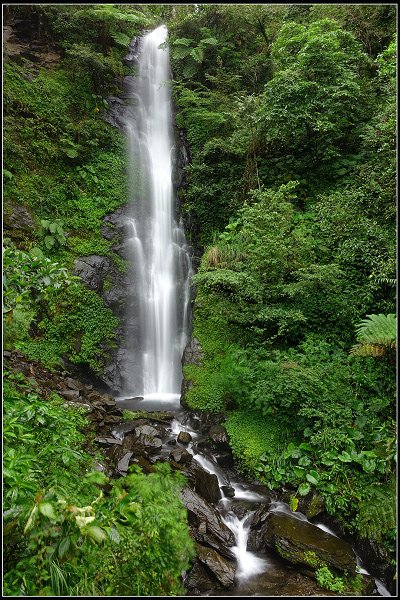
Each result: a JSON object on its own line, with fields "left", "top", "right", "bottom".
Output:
{"left": 225, "top": 410, "right": 292, "bottom": 478}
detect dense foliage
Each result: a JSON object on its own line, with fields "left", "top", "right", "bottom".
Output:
{"left": 3, "top": 5, "right": 195, "bottom": 596}
{"left": 3, "top": 376, "right": 194, "bottom": 596}
{"left": 170, "top": 4, "right": 396, "bottom": 552}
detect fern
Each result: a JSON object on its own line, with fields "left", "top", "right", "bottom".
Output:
{"left": 350, "top": 313, "right": 396, "bottom": 357}
{"left": 356, "top": 486, "right": 396, "bottom": 541}
{"left": 111, "top": 32, "right": 131, "bottom": 48}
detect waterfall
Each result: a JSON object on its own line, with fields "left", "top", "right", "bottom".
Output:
{"left": 122, "top": 25, "right": 191, "bottom": 405}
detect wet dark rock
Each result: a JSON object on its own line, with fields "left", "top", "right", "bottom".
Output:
{"left": 117, "top": 451, "right": 133, "bottom": 475}
{"left": 262, "top": 511, "right": 357, "bottom": 575}
{"left": 221, "top": 485, "right": 235, "bottom": 498}
{"left": 73, "top": 255, "right": 112, "bottom": 292}
{"left": 111, "top": 420, "right": 143, "bottom": 440}
{"left": 65, "top": 377, "right": 82, "bottom": 391}
{"left": 189, "top": 464, "right": 221, "bottom": 504}
{"left": 182, "top": 337, "right": 204, "bottom": 367}
{"left": 180, "top": 487, "right": 235, "bottom": 549}
{"left": 177, "top": 431, "right": 192, "bottom": 444}
{"left": 94, "top": 437, "right": 123, "bottom": 447}
{"left": 296, "top": 491, "right": 325, "bottom": 519}
{"left": 167, "top": 439, "right": 177, "bottom": 446}
{"left": 208, "top": 424, "right": 229, "bottom": 447}
{"left": 196, "top": 544, "right": 236, "bottom": 589}
{"left": 135, "top": 456, "right": 156, "bottom": 474}
{"left": 214, "top": 450, "right": 234, "bottom": 469}
{"left": 103, "top": 414, "right": 122, "bottom": 424}
{"left": 59, "top": 389, "right": 80, "bottom": 400}
{"left": 3, "top": 201, "right": 36, "bottom": 233}
{"left": 184, "top": 559, "right": 217, "bottom": 593}
{"left": 170, "top": 448, "right": 193, "bottom": 465}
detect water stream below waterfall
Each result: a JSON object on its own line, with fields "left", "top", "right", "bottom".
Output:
{"left": 114, "top": 25, "right": 392, "bottom": 597}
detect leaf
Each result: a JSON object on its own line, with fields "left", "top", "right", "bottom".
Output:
{"left": 45, "top": 236, "right": 55, "bottom": 249}
{"left": 4, "top": 169, "right": 13, "bottom": 180}
{"left": 338, "top": 451, "right": 352, "bottom": 462}
{"left": 190, "top": 47, "right": 204, "bottom": 63}
{"left": 306, "top": 472, "right": 319, "bottom": 485}
{"left": 64, "top": 147, "right": 79, "bottom": 158}
{"left": 86, "top": 525, "right": 107, "bottom": 543}
{"left": 293, "top": 466, "right": 305, "bottom": 477}
{"left": 289, "top": 495, "right": 299, "bottom": 512}
{"left": 39, "top": 502, "right": 57, "bottom": 520}
{"left": 298, "top": 482, "right": 311, "bottom": 496}
{"left": 49, "top": 223, "right": 57, "bottom": 233}
{"left": 299, "top": 442, "right": 312, "bottom": 452}
{"left": 199, "top": 37, "right": 218, "bottom": 47}
{"left": 75, "top": 515, "right": 96, "bottom": 528}
{"left": 173, "top": 38, "right": 193, "bottom": 47}
{"left": 84, "top": 471, "right": 108, "bottom": 485}
{"left": 108, "top": 526, "right": 121, "bottom": 543}
{"left": 58, "top": 536, "right": 71, "bottom": 558}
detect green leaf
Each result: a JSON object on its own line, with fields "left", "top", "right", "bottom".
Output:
{"left": 4, "top": 169, "right": 13, "bottom": 180}
{"left": 45, "top": 236, "right": 55, "bottom": 249}
{"left": 49, "top": 223, "right": 57, "bottom": 233}
{"left": 84, "top": 471, "right": 108, "bottom": 485}
{"left": 86, "top": 525, "right": 107, "bottom": 543}
{"left": 173, "top": 38, "right": 193, "bottom": 47}
{"left": 298, "top": 482, "right": 311, "bottom": 496}
{"left": 39, "top": 502, "right": 57, "bottom": 520}
{"left": 58, "top": 536, "right": 71, "bottom": 558}
{"left": 306, "top": 472, "right": 319, "bottom": 485}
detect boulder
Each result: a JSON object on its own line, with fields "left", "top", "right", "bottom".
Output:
{"left": 262, "top": 511, "right": 357, "bottom": 575}
{"left": 59, "top": 389, "right": 80, "bottom": 400}
{"left": 189, "top": 464, "right": 221, "bottom": 504}
{"left": 94, "top": 437, "right": 122, "bottom": 447}
{"left": 208, "top": 424, "right": 229, "bottom": 447}
{"left": 117, "top": 451, "right": 133, "bottom": 475}
{"left": 182, "top": 337, "right": 204, "bottom": 366}
{"left": 196, "top": 544, "right": 236, "bottom": 589}
{"left": 180, "top": 487, "right": 235, "bottom": 549}
{"left": 177, "top": 431, "right": 192, "bottom": 444}
{"left": 73, "top": 256, "right": 112, "bottom": 292}
{"left": 170, "top": 448, "right": 192, "bottom": 465}
{"left": 184, "top": 559, "right": 216, "bottom": 593}
{"left": 297, "top": 491, "right": 325, "bottom": 519}
{"left": 3, "top": 202, "right": 36, "bottom": 233}
{"left": 221, "top": 485, "right": 235, "bottom": 498}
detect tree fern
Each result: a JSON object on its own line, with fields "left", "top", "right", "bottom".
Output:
{"left": 350, "top": 313, "right": 396, "bottom": 357}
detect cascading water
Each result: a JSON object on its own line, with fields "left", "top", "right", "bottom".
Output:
{"left": 121, "top": 25, "right": 191, "bottom": 406}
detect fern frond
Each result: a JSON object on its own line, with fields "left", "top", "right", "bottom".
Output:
{"left": 356, "top": 486, "right": 396, "bottom": 541}
{"left": 350, "top": 313, "right": 397, "bottom": 357}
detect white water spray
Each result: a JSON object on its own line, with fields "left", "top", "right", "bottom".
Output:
{"left": 123, "top": 25, "right": 191, "bottom": 401}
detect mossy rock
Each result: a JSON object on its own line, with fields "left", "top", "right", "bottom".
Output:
{"left": 263, "top": 511, "right": 357, "bottom": 575}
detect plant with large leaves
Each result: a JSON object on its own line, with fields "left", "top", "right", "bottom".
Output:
{"left": 350, "top": 313, "right": 396, "bottom": 358}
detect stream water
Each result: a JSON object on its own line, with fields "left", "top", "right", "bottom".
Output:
{"left": 116, "top": 25, "right": 392, "bottom": 597}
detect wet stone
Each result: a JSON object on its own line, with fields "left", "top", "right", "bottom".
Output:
{"left": 196, "top": 544, "right": 236, "bottom": 589}
{"left": 170, "top": 448, "right": 192, "bottom": 465}
{"left": 95, "top": 437, "right": 123, "bottom": 447}
{"left": 177, "top": 431, "right": 192, "bottom": 444}
{"left": 117, "top": 451, "right": 133, "bottom": 475}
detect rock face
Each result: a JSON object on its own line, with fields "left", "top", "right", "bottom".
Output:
{"left": 73, "top": 256, "right": 113, "bottom": 293}
{"left": 196, "top": 544, "right": 236, "bottom": 588}
{"left": 189, "top": 463, "right": 221, "bottom": 504}
{"left": 261, "top": 511, "right": 357, "bottom": 575}
{"left": 180, "top": 487, "right": 235, "bottom": 551}
{"left": 3, "top": 202, "right": 36, "bottom": 237}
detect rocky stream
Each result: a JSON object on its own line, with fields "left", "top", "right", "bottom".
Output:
{"left": 4, "top": 350, "right": 395, "bottom": 597}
